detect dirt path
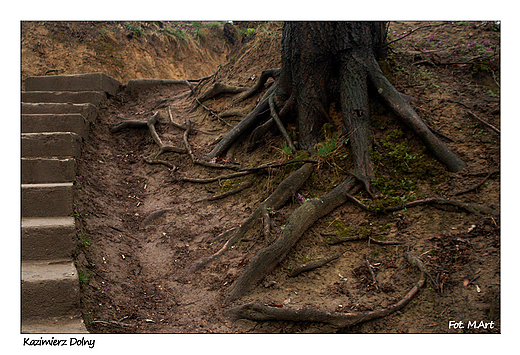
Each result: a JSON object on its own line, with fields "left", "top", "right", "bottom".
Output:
{"left": 34, "top": 21, "right": 501, "bottom": 334}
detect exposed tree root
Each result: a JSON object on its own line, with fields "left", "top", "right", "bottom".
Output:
{"left": 219, "top": 110, "right": 246, "bottom": 119}
{"left": 179, "top": 159, "right": 318, "bottom": 183}
{"left": 207, "top": 81, "right": 279, "bottom": 158}
{"left": 366, "top": 55, "right": 466, "bottom": 172}
{"left": 233, "top": 68, "right": 281, "bottom": 104}
{"left": 110, "top": 119, "right": 148, "bottom": 133}
{"left": 197, "top": 82, "right": 248, "bottom": 103}
{"left": 226, "top": 176, "right": 361, "bottom": 302}
{"left": 390, "top": 197, "right": 499, "bottom": 216}
{"left": 225, "top": 251, "right": 427, "bottom": 330}
{"left": 146, "top": 111, "right": 187, "bottom": 155}
{"left": 328, "top": 234, "right": 405, "bottom": 246}
{"left": 180, "top": 171, "right": 252, "bottom": 184}
{"left": 142, "top": 156, "right": 176, "bottom": 170}
{"left": 289, "top": 253, "right": 342, "bottom": 277}
{"left": 155, "top": 91, "right": 191, "bottom": 109}
{"left": 268, "top": 95, "right": 296, "bottom": 153}
{"left": 450, "top": 170, "right": 499, "bottom": 196}
{"left": 467, "top": 110, "right": 500, "bottom": 135}
{"left": 167, "top": 106, "right": 217, "bottom": 135}
{"left": 188, "top": 163, "right": 314, "bottom": 273}
{"left": 345, "top": 193, "right": 499, "bottom": 216}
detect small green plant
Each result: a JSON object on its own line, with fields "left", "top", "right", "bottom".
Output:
{"left": 279, "top": 142, "right": 293, "bottom": 158}
{"left": 241, "top": 28, "right": 256, "bottom": 37}
{"left": 73, "top": 204, "right": 88, "bottom": 217}
{"left": 316, "top": 134, "right": 342, "bottom": 161}
{"left": 79, "top": 235, "right": 91, "bottom": 247}
{"left": 73, "top": 175, "right": 83, "bottom": 186}
{"left": 123, "top": 23, "right": 143, "bottom": 37}
{"left": 78, "top": 270, "right": 91, "bottom": 285}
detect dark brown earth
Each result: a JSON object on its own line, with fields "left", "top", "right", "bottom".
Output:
{"left": 21, "top": 21, "right": 501, "bottom": 336}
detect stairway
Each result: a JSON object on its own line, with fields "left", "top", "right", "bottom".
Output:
{"left": 21, "top": 73, "right": 121, "bottom": 333}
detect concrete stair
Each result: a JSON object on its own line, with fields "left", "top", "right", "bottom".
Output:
{"left": 21, "top": 72, "right": 121, "bottom": 333}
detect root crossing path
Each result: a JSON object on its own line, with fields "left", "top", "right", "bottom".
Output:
{"left": 75, "top": 70, "right": 500, "bottom": 333}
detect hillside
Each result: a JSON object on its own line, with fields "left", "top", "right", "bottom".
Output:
{"left": 21, "top": 21, "right": 501, "bottom": 335}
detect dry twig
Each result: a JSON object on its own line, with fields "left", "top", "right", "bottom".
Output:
{"left": 467, "top": 111, "right": 500, "bottom": 135}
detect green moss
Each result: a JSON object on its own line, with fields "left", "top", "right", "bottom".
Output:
{"left": 283, "top": 150, "right": 311, "bottom": 172}
{"left": 378, "top": 60, "right": 394, "bottom": 85}
{"left": 358, "top": 226, "right": 371, "bottom": 237}
{"left": 218, "top": 179, "right": 239, "bottom": 194}
{"left": 367, "top": 128, "right": 448, "bottom": 211}
{"left": 332, "top": 220, "right": 351, "bottom": 238}
{"left": 319, "top": 123, "right": 338, "bottom": 140}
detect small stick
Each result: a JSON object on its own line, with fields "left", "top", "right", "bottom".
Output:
{"left": 369, "top": 236, "right": 405, "bottom": 245}
{"left": 467, "top": 111, "right": 500, "bottom": 134}
{"left": 289, "top": 253, "right": 342, "bottom": 277}
{"left": 180, "top": 159, "right": 319, "bottom": 182}
{"left": 212, "top": 227, "right": 239, "bottom": 242}
{"left": 143, "top": 156, "right": 175, "bottom": 169}
{"left": 365, "top": 259, "right": 379, "bottom": 290}
{"left": 328, "top": 235, "right": 403, "bottom": 245}
{"left": 269, "top": 95, "right": 296, "bottom": 153}
{"left": 180, "top": 170, "right": 252, "bottom": 183}
{"left": 451, "top": 170, "right": 498, "bottom": 196}
{"left": 261, "top": 205, "right": 272, "bottom": 246}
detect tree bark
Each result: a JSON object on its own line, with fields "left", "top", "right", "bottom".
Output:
{"left": 276, "top": 22, "right": 386, "bottom": 152}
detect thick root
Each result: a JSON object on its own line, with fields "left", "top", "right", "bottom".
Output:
{"left": 225, "top": 251, "right": 427, "bottom": 330}
{"left": 207, "top": 81, "right": 279, "bottom": 158}
{"left": 233, "top": 68, "right": 281, "bottom": 104}
{"left": 289, "top": 253, "right": 342, "bottom": 277}
{"left": 226, "top": 176, "right": 360, "bottom": 302}
{"left": 366, "top": 55, "right": 466, "bottom": 172}
{"left": 197, "top": 82, "right": 248, "bottom": 103}
{"left": 188, "top": 163, "right": 315, "bottom": 273}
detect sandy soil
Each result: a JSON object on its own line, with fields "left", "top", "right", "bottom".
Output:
{"left": 22, "top": 21, "right": 501, "bottom": 334}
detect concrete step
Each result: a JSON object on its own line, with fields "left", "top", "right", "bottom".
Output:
{"left": 22, "top": 217, "right": 76, "bottom": 260}
{"left": 21, "top": 182, "right": 74, "bottom": 218}
{"left": 22, "top": 132, "right": 82, "bottom": 159}
{"left": 22, "top": 90, "right": 107, "bottom": 106}
{"left": 22, "top": 316, "right": 88, "bottom": 334}
{"left": 24, "top": 72, "right": 121, "bottom": 96}
{"left": 21, "top": 157, "right": 76, "bottom": 184}
{"left": 21, "top": 260, "right": 81, "bottom": 321}
{"left": 21, "top": 103, "right": 98, "bottom": 124}
{"left": 22, "top": 114, "right": 90, "bottom": 140}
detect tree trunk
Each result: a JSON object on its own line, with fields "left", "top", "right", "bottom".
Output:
{"left": 273, "top": 21, "right": 464, "bottom": 182}
{"left": 277, "top": 22, "right": 385, "bottom": 150}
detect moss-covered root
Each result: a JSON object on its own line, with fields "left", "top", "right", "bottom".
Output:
{"left": 225, "top": 251, "right": 427, "bottom": 329}
{"left": 366, "top": 55, "right": 465, "bottom": 173}
{"left": 226, "top": 176, "right": 360, "bottom": 303}
{"left": 188, "top": 163, "right": 314, "bottom": 273}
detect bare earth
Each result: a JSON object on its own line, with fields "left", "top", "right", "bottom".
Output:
{"left": 21, "top": 21, "right": 501, "bottom": 335}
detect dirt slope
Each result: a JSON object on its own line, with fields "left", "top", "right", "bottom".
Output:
{"left": 21, "top": 21, "right": 501, "bottom": 334}
{"left": 21, "top": 21, "right": 233, "bottom": 85}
